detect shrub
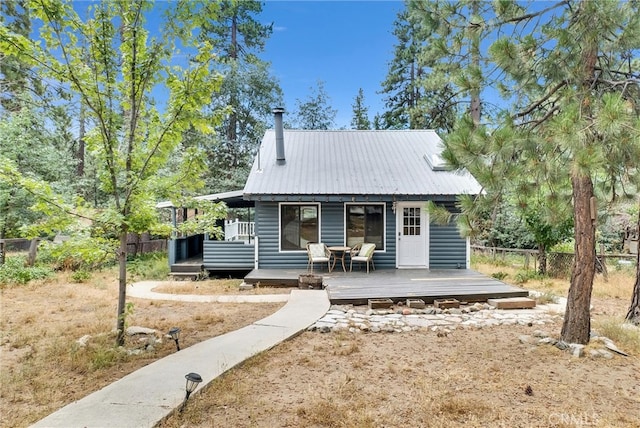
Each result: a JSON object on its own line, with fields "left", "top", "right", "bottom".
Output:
{"left": 128, "top": 252, "right": 169, "bottom": 281}
{"left": 514, "top": 269, "right": 543, "bottom": 284}
{"left": 39, "top": 237, "right": 117, "bottom": 271}
{"left": 70, "top": 269, "right": 92, "bottom": 283}
{"left": 0, "top": 256, "right": 54, "bottom": 286}
{"left": 491, "top": 271, "right": 508, "bottom": 280}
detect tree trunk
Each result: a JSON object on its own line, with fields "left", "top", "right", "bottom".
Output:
{"left": 561, "top": 175, "right": 596, "bottom": 344}
{"left": 538, "top": 243, "right": 547, "bottom": 275}
{"left": 626, "top": 203, "right": 640, "bottom": 325}
{"left": 115, "top": 232, "right": 128, "bottom": 346}
{"left": 469, "top": 0, "right": 481, "bottom": 127}
{"left": 77, "top": 101, "right": 85, "bottom": 178}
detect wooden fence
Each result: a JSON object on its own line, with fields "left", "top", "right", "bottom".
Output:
{"left": 1, "top": 235, "right": 167, "bottom": 259}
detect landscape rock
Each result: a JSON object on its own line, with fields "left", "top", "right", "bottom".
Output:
{"left": 308, "top": 304, "right": 559, "bottom": 335}
{"left": 569, "top": 344, "right": 585, "bottom": 358}
{"left": 126, "top": 326, "right": 156, "bottom": 336}
{"left": 76, "top": 335, "right": 91, "bottom": 347}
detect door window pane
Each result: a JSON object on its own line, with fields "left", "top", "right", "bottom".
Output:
{"left": 403, "top": 207, "right": 420, "bottom": 236}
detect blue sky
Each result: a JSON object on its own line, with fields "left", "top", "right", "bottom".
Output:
{"left": 259, "top": 1, "right": 405, "bottom": 128}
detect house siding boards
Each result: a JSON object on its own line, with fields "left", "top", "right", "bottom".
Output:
{"left": 203, "top": 241, "right": 254, "bottom": 270}
{"left": 253, "top": 199, "right": 463, "bottom": 270}
{"left": 430, "top": 223, "right": 466, "bottom": 268}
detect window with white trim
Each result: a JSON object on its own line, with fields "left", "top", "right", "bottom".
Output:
{"left": 346, "top": 204, "right": 384, "bottom": 250}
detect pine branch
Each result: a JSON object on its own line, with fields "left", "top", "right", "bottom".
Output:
{"left": 491, "top": 1, "right": 569, "bottom": 28}
{"left": 514, "top": 81, "right": 567, "bottom": 119}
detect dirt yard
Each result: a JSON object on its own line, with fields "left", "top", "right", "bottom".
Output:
{"left": 2, "top": 264, "right": 640, "bottom": 428}
{"left": 0, "top": 273, "right": 284, "bottom": 428}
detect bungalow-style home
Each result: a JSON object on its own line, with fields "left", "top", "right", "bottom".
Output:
{"left": 164, "top": 109, "right": 482, "bottom": 277}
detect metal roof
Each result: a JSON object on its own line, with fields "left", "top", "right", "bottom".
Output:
{"left": 156, "top": 190, "right": 251, "bottom": 208}
{"left": 243, "top": 130, "right": 482, "bottom": 198}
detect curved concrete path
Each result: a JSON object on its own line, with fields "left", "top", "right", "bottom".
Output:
{"left": 127, "top": 280, "right": 290, "bottom": 303}
{"left": 31, "top": 289, "right": 330, "bottom": 428}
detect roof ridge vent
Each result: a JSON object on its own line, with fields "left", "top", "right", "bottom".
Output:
{"left": 424, "top": 153, "right": 448, "bottom": 171}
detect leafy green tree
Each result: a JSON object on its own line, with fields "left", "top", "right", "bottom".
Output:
{"left": 293, "top": 80, "right": 337, "bottom": 130}
{"left": 1, "top": 0, "right": 224, "bottom": 345}
{"left": 350, "top": 88, "right": 371, "bottom": 130}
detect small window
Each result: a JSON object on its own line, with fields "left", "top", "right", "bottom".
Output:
{"left": 346, "top": 204, "right": 384, "bottom": 250}
{"left": 280, "top": 204, "right": 319, "bottom": 250}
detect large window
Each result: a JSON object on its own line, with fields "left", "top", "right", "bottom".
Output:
{"left": 280, "top": 204, "right": 319, "bottom": 250}
{"left": 346, "top": 204, "right": 384, "bottom": 250}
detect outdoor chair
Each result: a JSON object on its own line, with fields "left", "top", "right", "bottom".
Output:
{"left": 350, "top": 243, "right": 376, "bottom": 273}
{"left": 306, "top": 242, "right": 331, "bottom": 272}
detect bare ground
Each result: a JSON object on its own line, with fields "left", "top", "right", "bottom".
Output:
{"left": 0, "top": 271, "right": 284, "bottom": 428}
{"left": 160, "top": 320, "right": 640, "bottom": 428}
{"left": 2, "top": 265, "right": 640, "bottom": 428}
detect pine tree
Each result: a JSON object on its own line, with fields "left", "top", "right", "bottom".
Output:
{"left": 0, "top": 0, "right": 42, "bottom": 111}
{"left": 488, "top": 0, "right": 640, "bottom": 343}
{"left": 350, "top": 88, "right": 371, "bottom": 130}
{"left": 380, "top": 4, "right": 464, "bottom": 132}
{"left": 196, "top": 0, "right": 283, "bottom": 191}
{"left": 293, "top": 80, "right": 337, "bottom": 130}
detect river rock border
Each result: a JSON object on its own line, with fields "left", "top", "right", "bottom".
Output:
{"left": 308, "top": 303, "right": 631, "bottom": 359}
{"left": 308, "top": 302, "right": 560, "bottom": 334}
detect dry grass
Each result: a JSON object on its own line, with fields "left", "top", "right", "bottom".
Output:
{"left": 4, "top": 255, "right": 640, "bottom": 428}
{"left": 159, "top": 258, "right": 640, "bottom": 428}
{"left": 161, "top": 319, "right": 640, "bottom": 428}
{"left": 0, "top": 268, "right": 284, "bottom": 428}
{"left": 153, "top": 279, "right": 293, "bottom": 295}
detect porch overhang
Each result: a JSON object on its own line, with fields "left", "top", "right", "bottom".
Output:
{"left": 156, "top": 190, "right": 254, "bottom": 209}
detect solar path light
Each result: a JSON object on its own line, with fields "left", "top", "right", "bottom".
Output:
{"left": 180, "top": 372, "right": 202, "bottom": 412}
{"left": 168, "top": 327, "right": 181, "bottom": 351}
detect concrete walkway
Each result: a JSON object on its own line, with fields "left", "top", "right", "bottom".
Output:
{"left": 31, "top": 289, "right": 330, "bottom": 428}
{"left": 127, "top": 280, "right": 291, "bottom": 303}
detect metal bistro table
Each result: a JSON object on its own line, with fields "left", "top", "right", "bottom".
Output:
{"left": 328, "top": 246, "right": 351, "bottom": 273}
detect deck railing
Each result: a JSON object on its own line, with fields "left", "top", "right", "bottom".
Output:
{"left": 224, "top": 219, "right": 255, "bottom": 243}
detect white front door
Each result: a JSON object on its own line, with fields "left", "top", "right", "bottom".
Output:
{"left": 396, "top": 203, "right": 428, "bottom": 268}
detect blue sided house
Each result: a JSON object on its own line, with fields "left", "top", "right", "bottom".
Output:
{"left": 164, "top": 109, "right": 483, "bottom": 278}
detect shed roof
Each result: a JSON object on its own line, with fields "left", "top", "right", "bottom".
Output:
{"left": 243, "top": 130, "right": 482, "bottom": 198}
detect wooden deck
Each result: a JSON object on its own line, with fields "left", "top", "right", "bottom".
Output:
{"left": 244, "top": 268, "right": 529, "bottom": 305}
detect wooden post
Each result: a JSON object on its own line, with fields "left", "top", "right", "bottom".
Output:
{"left": 26, "top": 238, "right": 39, "bottom": 267}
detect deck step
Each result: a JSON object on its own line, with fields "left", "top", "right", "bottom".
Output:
{"left": 488, "top": 297, "right": 536, "bottom": 309}
{"left": 170, "top": 264, "right": 203, "bottom": 274}
{"left": 168, "top": 272, "right": 202, "bottom": 281}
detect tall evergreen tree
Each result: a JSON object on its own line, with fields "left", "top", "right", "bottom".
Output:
{"left": 0, "top": 0, "right": 42, "bottom": 111}
{"left": 380, "top": 6, "right": 458, "bottom": 132}
{"left": 379, "top": 9, "right": 423, "bottom": 129}
{"left": 196, "top": 0, "right": 283, "bottom": 192}
{"left": 350, "top": 88, "right": 371, "bottom": 130}
{"left": 293, "top": 80, "right": 337, "bottom": 130}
